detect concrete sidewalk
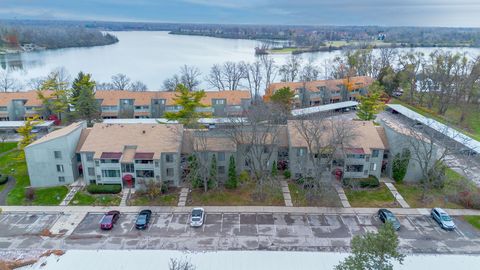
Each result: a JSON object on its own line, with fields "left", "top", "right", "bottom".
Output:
{"left": 1, "top": 205, "right": 480, "bottom": 216}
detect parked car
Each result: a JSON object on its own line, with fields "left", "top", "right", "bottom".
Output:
{"left": 190, "top": 208, "right": 205, "bottom": 227}
{"left": 377, "top": 209, "right": 401, "bottom": 231}
{"left": 100, "top": 210, "right": 120, "bottom": 230}
{"left": 431, "top": 208, "right": 456, "bottom": 230}
{"left": 135, "top": 209, "right": 152, "bottom": 230}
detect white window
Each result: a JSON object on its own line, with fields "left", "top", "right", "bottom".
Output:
{"left": 88, "top": 167, "right": 95, "bottom": 176}
{"left": 58, "top": 176, "right": 65, "bottom": 182}
{"left": 54, "top": 151, "right": 62, "bottom": 159}
{"left": 56, "top": 164, "right": 64, "bottom": 172}
{"left": 166, "top": 168, "right": 174, "bottom": 177}
{"left": 86, "top": 153, "right": 94, "bottom": 162}
{"left": 370, "top": 163, "right": 377, "bottom": 171}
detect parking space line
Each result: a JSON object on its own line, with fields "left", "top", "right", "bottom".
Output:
{"left": 424, "top": 216, "right": 445, "bottom": 235}
{"left": 406, "top": 216, "right": 423, "bottom": 235}
{"left": 184, "top": 213, "right": 189, "bottom": 233}
{"left": 166, "top": 213, "right": 174, "bottom": 232}
{"left": 203, "top": 213, "right": 206, "bottom": 232}
{"left": 220, "top": 213, "right": 224, "bottom": 233}
{"left": 238, "top": 213, "right": 241, "bottom": 232}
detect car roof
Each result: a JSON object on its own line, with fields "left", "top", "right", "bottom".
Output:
{"left": 434, "top": 208, "right": 448, "bottom": 214}
{"left": 192, "top": 207, "right": 204, "bottom": 211}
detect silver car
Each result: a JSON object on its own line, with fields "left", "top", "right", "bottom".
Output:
{"left": 190, "top": 208, "right": 205, "bottom": 227}
{"left": 431, "top": 208, "right": 456, "bottom": 230}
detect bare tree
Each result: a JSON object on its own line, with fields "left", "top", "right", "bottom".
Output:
{"left": 27, "top": 77, "right": 45, "bottom": 91}
{"left": 0, "top": 70, "right": 20, "bottom": 92}
{"left": 164, "top": 65, "right": 201, "bottom": 91}
{"left": 169, "top": 258, "right": 196, "bottom": 270}
{"left": 111, "top": 73, "right": 131, "bottom": 90}
{"left": 243, "top": 60, "right": 264, "bottom": 102}
{"left": 129, "top": 80, "right": 148, "bottom": 91}
{"left": 259, "top": 54, "right": 277, "bottom": 90}
{"left": 222, "top": 103, "right": 282, "bottom": 196}
{"left": 95, "top": 82, "right": 115, "bottom": 90}
{"left": 205, "top": 64, "right": 226, "bottom": 91}
{"left": 300, "top": 57, "right": 320, "bottom": 82}
{"left": 292, "top": 115, "right": 356, "bottom": 203}
{"left": 279, "top": 54, "right": 302, "bottom": 82}
{"left": 180, "top": 65, "right": 201, "bottom": 91}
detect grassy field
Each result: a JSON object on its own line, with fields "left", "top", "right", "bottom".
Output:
{"left": 288, "top": 181, "right": 341, "bottom": 207}
{"left": 464, "top": 216, "right": 480, "bottom": 230}
{"left": 395, "top": 183, "right": 462, "bottom": 209}
{"left": 70, "top": 190, "right": 121, "bottom": 206}
{"left": 188, "top": 182, "right": 284, "bottom": 206}
{"left": 129, "top": 188, "right": 179, "bottom": 206}
{"left": 1, "top": 149, "right": 68, "bottom": 205}
{"left": 269, "top": 47, "right": 297, "bottom": 54}
{"left": 390, "top": 98, "right": 480, "bottom": 141}
{"left": 345, "top": 183, "right": 397, "bottom": 208}
{"left": 0, "top": 142, "right": 17, "bottom": 154}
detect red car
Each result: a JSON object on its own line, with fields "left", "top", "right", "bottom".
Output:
{"left": 100, "top": 210, "right": 120, "bottom": 230}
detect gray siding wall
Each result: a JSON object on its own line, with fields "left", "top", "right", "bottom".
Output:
{"left": 25, "top": 122, "right": 86, "bottom": 187}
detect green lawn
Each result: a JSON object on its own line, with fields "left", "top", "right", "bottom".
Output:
{"left": 0, "top": 142, "right": 17, "bottom": 154}
{"left": 345, "top": 183, "right": 397, "bottom": 208}
{"left": 288, "top": 181, "right": 341, "bottom": 207}
{"left": 69, "top": 190, "right": 121, "bottom": 206}
{"left": 1, "top": 149, "right": 68, "bottom": 205}
{"left": 464, "top": 216, "right": 480, "bottom": 230}
{"left": 390, "top": 98, "right": 480, "bottom": 141}
{"left": 188, "top": 182, "right": 284, "bottom": 206}
{"left": 130, "top": 193, "right": 179, "bottom": 206}
{"left": 394, "top": 183, "right": 463, "bottom": 209}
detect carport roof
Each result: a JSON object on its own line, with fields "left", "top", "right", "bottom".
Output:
{"left": 291, "top": 101, "right": 358, "bottom": 117}
{"left": 387, "top": 104, "right": 480, "bottom": 154}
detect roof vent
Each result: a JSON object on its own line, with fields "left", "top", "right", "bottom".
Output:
{"left": 142, "top": 130, "right": 146, "bottom": 134}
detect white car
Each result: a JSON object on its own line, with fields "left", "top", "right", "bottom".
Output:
{"left": 190, "top": 208, "right": 205, "bottom": 227}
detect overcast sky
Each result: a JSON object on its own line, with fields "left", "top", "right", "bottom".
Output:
{"left": 1, "top": 0, "right": 480, "bottom": 27}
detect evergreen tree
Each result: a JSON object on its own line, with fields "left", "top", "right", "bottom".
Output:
{"left": 271, "top": 160, "right": 278, "bottom": 176}
{"left": 208, "top": 154, "right": 217, "bottom": 189}
{"left": 71, "top": 72, "right": 100, "bottom": 126}
{"left": 187, "top": 154, "right": 201, "bottom": 188}
{"left": 164, "top": 84, "right": 209, "bottom": 128}
{"left": 335, "top": 223, "right": 405, "bottom": 270}
{"left": 270, "top": 86, "right": 295, "bottom": 113}
{"left": 226, "top": 155, "right": 238, "bottom": 189}
{"left": 356, "top": 81, "right": 386, "bottom": 121}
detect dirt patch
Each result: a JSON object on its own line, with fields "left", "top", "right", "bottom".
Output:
{"left": 0, "top": 249, "right": 65, "bottom": 270}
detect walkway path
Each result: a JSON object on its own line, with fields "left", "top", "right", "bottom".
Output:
{"left": 119, "top": 188, "right": 131, "bottom": 207}
{"left": 59, "top": 179, "right": 86, "bottom": 206}
{"left": 280, "top": 180, "right": 293, "bottom": 207}
{"left": 1, "top": 205, "right": 479, "bottom": 216}
{"left": 380, "top": 177, "right": 410, "bottom": 208}
{"left": 178, "top": 188, "right": 189, "bottom": 207}
{"left": 333, "top": 181, "right": 351, "bottom": 208}
{"left": 384, "top": 182, "right": 410, "bottom": 208}
{"left": 0, "top": 176, "right": 15, "bottom": 206}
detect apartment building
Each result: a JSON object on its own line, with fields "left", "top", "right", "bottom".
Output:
{"left": 78, "top": 123, "right": 183, "bottom": 188}
{"left": 264, "top": 76, "right": 373, "bottom": 108}
{"left": 25, "top": 121, "right": 87, "bottom": 187}
{"left": 24, "top": 120, "right": 401, "bottom": 188}
{"left": 0, "top": 90, "right": 252, "bottom": 121}
{"left": 0, "top": 91, "right": 53, "bottom": 121}
{"left": 287, "top": 120, "right": 387, "bottom": 180}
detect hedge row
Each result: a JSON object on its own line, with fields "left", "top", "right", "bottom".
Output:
{"left": 0, "top": 175, "right": 8, "bottom": 185}
{"left": 343, "top": 176, "right": 380, "bottom": 188}
{"left": 87, "top": 184, "right": 122, "bottom": 194}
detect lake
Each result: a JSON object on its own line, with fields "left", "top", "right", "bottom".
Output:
{"left": 2, "top": 31, "right": 480, "bottom": 90}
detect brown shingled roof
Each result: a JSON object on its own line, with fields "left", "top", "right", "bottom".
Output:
{"left": 28, "top": 121, "right": 85, "bottom": 147}
{"left": 79, "top": 123, "right": 183, "bottom": 160}
{"left": 0, "top": 90, "right": 53, "bottom": 107}
{"left": 265, "top": 76, "right": 373, "bottom": 100}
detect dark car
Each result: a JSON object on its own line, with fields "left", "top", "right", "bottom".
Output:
{"left": 135, "top": 209, "right": 152, "bottom": 230}
{"left": 378, "top": 209, "right": 401, "bottom": 231}
{"left": 100, "top": 210, "right": 120, "bottom": 230}
{"left": 431, "top": 208, "right": 456, "bottom": 231}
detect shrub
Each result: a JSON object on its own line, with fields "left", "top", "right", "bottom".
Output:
{"left": 239, "top": 171, "right": 250, "bottom": 183}
{"left": 271, "top": 161, "right": 278, "bottom": 176}
{"left": 343, "top": 176, "right": 379, "bottom": 189}
{"left": 392, "top": 149, "right": 411, "bottom": 183}
{"left": 87, "top": 184, "right": 122, "bottom": 194}
{"left": 0, "top": 175, "right": 8, "bottom": 185}
{"left": 283, "top": 170, "right": 291, "bottom": 179}
{"left": 25, "top": 187, "right": 35, "bottom": 201}
{"left": 161, "top": 183, "right": 169, "bottom": 194}
{"left": 225, "top": 155, "right": 238, "bottom": 189}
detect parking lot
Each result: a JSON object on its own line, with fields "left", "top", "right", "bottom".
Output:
{"left": 1, "top": 211, "right": 480, "bottom": 253}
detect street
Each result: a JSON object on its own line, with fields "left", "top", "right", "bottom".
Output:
{"left": 1, "top": 211, "right": 480, "bottom": 254}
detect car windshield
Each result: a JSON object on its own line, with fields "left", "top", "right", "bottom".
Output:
{"left": 192, "top": 210, "right": 203, "bottom": 217}
{"left": 192, "top": 217, "right": 201, "bottom": 221}
{"left": 101, "top": 215, "right": 113, "bottom": 223}
{"left": 441, "top": 215, "right": 452, "bottom": 222}
{"left": 137, "top": 215, "right": 146, "bottom": 222}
